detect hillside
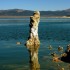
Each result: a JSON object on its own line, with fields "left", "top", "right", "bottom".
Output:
{"left": 0, "top": 9, "right": 70, "bottom": 17}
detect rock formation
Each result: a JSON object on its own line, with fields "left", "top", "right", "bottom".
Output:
{"left": 25, "top": 11, "right": 40, "bottom": 70}
{"left": 61, "top": 44, "right": 70, "bottom": 63}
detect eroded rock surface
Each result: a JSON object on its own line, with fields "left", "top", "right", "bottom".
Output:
{"left": 61, "top": 44, "right": 70, "bottom": 63}
{"left": 25, "top": 11, "right": 40, "bottom": 70}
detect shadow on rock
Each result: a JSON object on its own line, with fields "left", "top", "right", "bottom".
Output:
{"left": 61, "top": 44, "right": 70, "bottom": 63}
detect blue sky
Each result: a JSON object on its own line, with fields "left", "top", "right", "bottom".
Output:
{"left": 0, "top": 0, "right": 70, "bottom": 11}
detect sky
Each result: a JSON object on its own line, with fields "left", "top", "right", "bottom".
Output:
{"left": 0, "top": 0, "right": 70, "bottom": 11}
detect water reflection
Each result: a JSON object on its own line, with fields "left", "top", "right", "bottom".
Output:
{"left": 29, "top": 50, "right": 40, "bottom": 70}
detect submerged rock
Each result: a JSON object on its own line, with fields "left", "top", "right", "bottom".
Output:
{"left": 61, "top": 53, "right": 67, "bottom": 57}
{"left": 16, "top": 42, "right": 21, "bottom": 45}
{"left": 51, "top": 52, "right": 61, "bottom": 62}
{"left": 51, "top": 52, "right": 57, "bottom": 57}
{"left": 53, "top": 57, "right": 59, "bottom": 62}
{"left": 60, "top": 68, "right": 64, "bottom": 70}
{"left": 67, "top": 44, "right": 70, "bottom": 52}
{"left": 58, "top": 46, "right": 63, "bottom": 51}
{"left": 48, "top": 45, "right": 52, "bottom": 50}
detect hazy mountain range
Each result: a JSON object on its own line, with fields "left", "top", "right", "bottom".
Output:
{"left": 0, "top": 9, "right": 70, "bottom": 17}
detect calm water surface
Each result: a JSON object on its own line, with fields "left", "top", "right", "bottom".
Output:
{"left": 0, "top": 18, "right": 70, "bottom": 70}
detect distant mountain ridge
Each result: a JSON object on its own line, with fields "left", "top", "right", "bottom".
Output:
{"left": 0, "top": 9, "right": 70, "bottom": 17}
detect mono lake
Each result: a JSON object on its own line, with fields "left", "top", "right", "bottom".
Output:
{"left": 0, "top": 18, "right": 70, "bottom": 70}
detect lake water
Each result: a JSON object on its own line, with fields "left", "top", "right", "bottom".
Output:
{"left": 0, "top": 18, "right": 70, "bottom": 70}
